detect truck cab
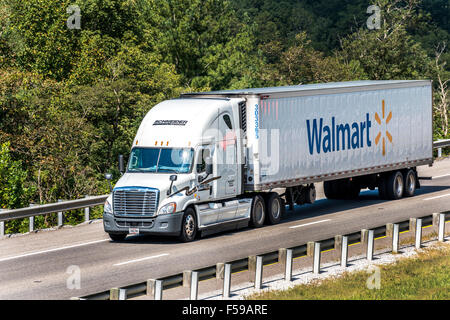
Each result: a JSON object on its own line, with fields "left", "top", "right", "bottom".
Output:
{"left": 103, "top": 97, "right": 252, "bottom": 241}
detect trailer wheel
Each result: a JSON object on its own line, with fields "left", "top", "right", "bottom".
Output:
{"left": 264, "top": 192, "right": 284, "bottom": 225}
{"left": 179, "top": 207, "right": 197, "bottom": 242}
{"left": 250, "top": 195, "right": 266, "bottom": 228}
{"left": 403, "top": 169, "right": 416, "bottom": 197}
{"left": 378, "top": 174, "right": 388, "bottom": 200}
{"left": 324, "top": 181, "right": 337, "bottom": 199}
{"left": 386, "top": 171, "right": 404, "bottom": 200}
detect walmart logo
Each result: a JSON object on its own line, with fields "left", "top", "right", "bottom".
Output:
{"left": 306, "top": 100, "right": 393, "bottom": 156}
{"left": 306, "top": 113, "right": 372, "bottom": 155}
{"left": 374, "top": 100, "right": 393, "bottom": 156}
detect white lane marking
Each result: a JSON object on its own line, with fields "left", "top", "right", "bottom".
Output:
{"left": 432, "top": 173, "right": 450, "bottom": 179}
{"left": 423, "top": 193, "right": 450, "bottom": 201}
{"left": 0, "top": 239, "right": 110, "bottom": 263}
{"left": 289, "top": 219, "right": 331, "bottom": 229}
{"left": 113, "top": 253, "right": 169, "bottom": 266}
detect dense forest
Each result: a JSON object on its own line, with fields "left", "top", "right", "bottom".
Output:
{"left": 0, "top": 0, "right": 449, "bottom": 233}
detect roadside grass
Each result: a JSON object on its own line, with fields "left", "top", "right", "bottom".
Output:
{"left": 247, "top": 243, "right": 450, "bottom": 300}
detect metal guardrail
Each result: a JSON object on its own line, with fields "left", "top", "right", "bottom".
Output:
{"left": 433, "top": 139, "right": 450, "bottom": 149}
{"left": 434, "top": 139, "right": 450, "bottom": 157}
{"left": 75, "top": 211, "right": 449, "bottom": 300}
{"left": 0, "top": 195, "right": 108, "bottom": 235}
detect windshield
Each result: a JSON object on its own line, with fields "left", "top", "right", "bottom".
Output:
{"left": 128, "top": 147, "right": 194, "bottom": 173}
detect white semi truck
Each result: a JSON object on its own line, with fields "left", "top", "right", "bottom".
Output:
{"left": 103, "top": 80, "right": 433, "bottom": 242}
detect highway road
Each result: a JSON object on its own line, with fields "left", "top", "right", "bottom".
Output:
{"left": 0, "top": 158, "right": 449, "bottom": 300}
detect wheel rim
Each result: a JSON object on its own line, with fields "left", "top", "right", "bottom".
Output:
{"left": 271, "top": 198, "right": 281, "bottom": 220}
{"left": 395, "top": 175, "right": 403, "bottom": 196}
{"left": 255, "top": 201, "right": 264, "bottom": 223}
{"left": 184, "top": 214, "right": 195, "bottom": 238}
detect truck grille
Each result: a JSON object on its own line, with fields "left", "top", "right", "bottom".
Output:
{"left": 113, "top": 188, "right": 159, "bottom": 217}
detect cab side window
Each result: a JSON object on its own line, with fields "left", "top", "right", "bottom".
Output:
{"left": 196, "top": 147, "right": 211, "bottom": 173}
{"left": 223, "top": 114, "right": 233, "bottom": 130}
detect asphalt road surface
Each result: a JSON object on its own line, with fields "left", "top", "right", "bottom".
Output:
{"left": 0, "top": 158, "right": 449, "bottom": 300}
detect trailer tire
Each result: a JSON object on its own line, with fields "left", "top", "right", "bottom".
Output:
{"left": 179, "top": 207, "right": 198, "bottom": 242}
{"left": 324, "top": 181, "right": 337, "bottom": 199}
{"left": 386, "top": 171, "right": 404, "bottom": 200}
{"left": 403, "top": 169, "right": 416, "bottom": 197}
{"left": 264, "top": 192, "right": 284, "bottom": 225}
{"left": 250, "top": 195, "right": 266, "bottom": 228}
{"left": 378, "top": 175, "right": 388, "bottom": 200}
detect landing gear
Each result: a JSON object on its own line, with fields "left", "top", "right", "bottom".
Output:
{"left": 285, "top": 184, "right": 316, "bottom": 210}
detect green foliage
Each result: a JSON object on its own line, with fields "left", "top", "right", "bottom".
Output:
{"left": 0, "top": 0, "right": 449, "bottom": 234}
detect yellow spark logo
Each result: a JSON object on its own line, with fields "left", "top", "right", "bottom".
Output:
{"left": 374, "top": 100, "right": 392, "bottom": 156}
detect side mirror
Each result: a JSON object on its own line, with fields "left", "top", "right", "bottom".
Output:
{"left": 119, "top": 154, "right": 124, "bottom": 174}
{"left": 167, "top": 175, "right": 178, "bottom": 195}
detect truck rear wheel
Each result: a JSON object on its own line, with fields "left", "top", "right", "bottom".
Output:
{"left": 179, "top": 207, "right": 198, "bottom": 242}
{"left": 264, "top": 192, "right": 284, "bottom": 225}
{"left": 403, "top": 169, "right": 416, "bottom": 197}
{"left": 250, "top": 195, "right": 266, "bottom": 228}
{"left": 324, "top": 181, "right": 338, "bottom": 199}
{"left": 386, "top": 171, "right": 404, "bottom": 200}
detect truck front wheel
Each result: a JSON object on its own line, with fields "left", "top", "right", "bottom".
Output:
{"left": 179, "top": 207, "right": 198, "bottom": 242}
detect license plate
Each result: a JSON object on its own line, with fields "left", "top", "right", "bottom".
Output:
{"left": 129, "top": 228, "right": 139, "bottom": 235}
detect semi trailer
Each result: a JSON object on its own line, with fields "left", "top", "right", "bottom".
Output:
{"left": 103, "top": 80, "right": 433, "bottom": 242}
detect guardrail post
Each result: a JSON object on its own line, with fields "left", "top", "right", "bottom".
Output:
{"left": 190, "top": 271, "right": 199, "bottom": 300}
{"left": 29, "top": 204, "right": 36, "bottom": 232}
{"left": 386, "top": 223, "right": 393, "bottom": 238}
{"left": 110, "top": 287, "right": 119, "bottom": 300}
{"left": 255, "top": 256, "right": 263, "bottom": 289}
{"left": 392, "top": 223, "right": 400, "bottom": 254}
{"left": 438, "top": 147, "right": 442, "bottom": 158}
{"left": 334, "top": 235, "right": 342, "bottom": 260}
{"left": 146, "top": 279, "right": 163, "bottom": 300}
{"left": 361, "top": 229, "right": 368, "bottom": 250}
{"left": 84, "top": 195, "right": 90, "bottom": 222}
{"left": 118, "top": 288, "right": 127, "bottom": 300}
{"left": 313, "top": 242, "right": 321, "bottom": 274}
{"left": 58, "top": 199, "right": 64, "bottom": 227}
{"left": 340, "top": 236, "right": 348, "bottom": 267}
{"left": 223, "top": 263, "right": 232, "bottom": 298}
{"left": 285, "top": 249, "right": 293, "bottom": 281}
{"left": 415, "top": 218, "right": 423, "bottom": 249}
{"left": 0, "top": 209, "right": 5, "bottom": 237}
{"left": 278, "top": 248, "right": 287, "bottom": 275}
{"left": 438, "top": 213, "right": 446, "bottom": 242}
{"left": 248, "top": 255, "right": 256, "bottom": 283}
{"left": 367, "top": 229, "right": 374, "bottom": 261}
{"left": 154, "top": 280, "right": 163, "bottom": 300}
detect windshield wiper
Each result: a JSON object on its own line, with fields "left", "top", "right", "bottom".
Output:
{"left": 157, "top": 167, "right": 179, "bottom": 173}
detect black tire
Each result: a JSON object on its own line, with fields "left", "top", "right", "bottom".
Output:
{"left": 250, "top": 195, "right": 266, "bottom": 228}
{"left": 305, "top": 185, "right": 316, "bottom": 204}
{"left": 403, "top": 169, "right": 416, "bottom": 197}
{"left": 179, "top": 207, "right": 197, "bottom": 242}
{"left": 378, "top": 174, "right": 388, "bottom": 200}
{"left": 264, "top": 192, "right": 284, "bottom": 225}
{"left": 386, "top": 171, "right": 404, "bottom": 200}
{"left": 324, "top": 181, "right": 337, "bottom": 199}
{"left": 108, "top": 233, "right": 127, "bottom": 241}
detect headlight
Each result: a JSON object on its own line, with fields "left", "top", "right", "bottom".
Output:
{"left": 158, "top": 202, "right": 177, "bottom": 214}
{"left": 104, "top": 200, "right": 112, "bottom": 214}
